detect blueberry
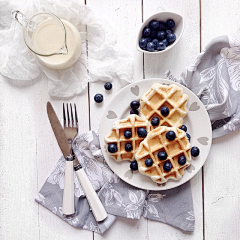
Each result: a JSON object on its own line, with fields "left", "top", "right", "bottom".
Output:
{"left": 137, "top": 128, "right": 147, "bottom": 138}
{"left": 104, "top": 82, "right": 112, "bottom": 90}
{"left": 130, "top": 109, "right": 139, "bottom": 115}
{"left": 166, "top": 131, "right": 176, "bottom": 141}
{"left": 162, "top": 39, "right": 169, "bottom": 47}
{"left": 146, "top": 37, "right": 152, "bottom": 43}
{"left": 166, "top": 29, "right": 174, "bottom": 34}
{"left": 186, "top": 133, "right": 191, "bottom": 141}
{"left": 124, "top": 130, "right": 132, "bottom": 139}
{"left": 158, "top": 21, "right": 166, "bottom": 31}
{"left": 149, "top": 20, "right": 160, "bottom": 30}
{"left": 125, "top": 143, "right": 133, "bottom": 152}
{"left": 108, "top": 143, "right": 117, "bottom": 153}
{"left": 130, "top": 160, "right": 138, "bottom": 171}
{"left": 130, "top": 100, "right": 140, "bottom": 110}
{"left": 150, "top": 30, "right": 157, "bottom": 38}
{"left": 180, "top": 125, "right": 187, "bottom": 132}
{"left": 146, "top": 42, "right": 155, "bottom": 52}
{"left": 145, "top": 158, "right": 153, "bottom": 167}
{"left": 157, "top": 31, "right": 166, "bottom": 40}
{"left": 163, "top": 162, "right": 172, "bottom": 172}
{"left": 166, "top": 19, "right": 175, "bottom": 29}
{"left": 152, "top": 39, "right": 159, "bottom": 49}
{"left": 191, "top": 146, "right": 200, "bottom": 157}
{"left": 158, "top": 151, "right": 168, "bottom": 160}
{"left": 151, "top": 117, "right": 160, "bottom": 126}
{"left": 156, "top": 41, "right": 166, "bottom": 51}
{"left": 139, "top": 38, "right": 148, "bottom": 49}
{"left": 143, "top": 27, "right": 151, "bottom": 37}
{"left": 178, "top": 155, "right": 186, "bottom": 165}
{"left": 161, "top": 106, "right": 169, "bottom": 116}
{"left": 94, "top": 94, "right": 103, "bottom": 103}
{"left": 167, "top": 33, "right": 176, "bottom": 44}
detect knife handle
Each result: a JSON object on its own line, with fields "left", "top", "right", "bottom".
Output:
{"left": 62, "top": 159, "right": 75, "bottom": 215}
{"left": 75, "top": 168, "right": 107, "bottom": 222}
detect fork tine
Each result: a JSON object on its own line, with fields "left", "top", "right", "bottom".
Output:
{"left": 70, "top": 103, "right": 74, "bottom": 127}
{"left": 66, "top": 103, "right": 70, "bottom": 127}
{"left": 63, "top": 103, "right": 66, "bottom": 127}
{"left": 74, "top": 104, "right": 78, "bottom": 125}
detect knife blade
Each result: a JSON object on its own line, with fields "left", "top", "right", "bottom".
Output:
{"left": 47, "top": 102, "right": 75, "bottom": 216}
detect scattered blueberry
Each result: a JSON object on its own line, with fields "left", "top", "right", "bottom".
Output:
{"left": 108, "top": 143, "right": 117, "bottom": 153}
{"left": 130, "top": 109, "right": 139, "bottom": 115}
{"left": 139, "top": 38, "right": 148, "bottom": 49}
{"left": 130, "top": 100, "right": 140, "bottom": 110}
{"left": 158, "top": 21, "right": 166, "bottom": 31}
{"left": 166, "top": 131, "right": 176, "bottom": 141}
{"left": 150, "top": 20, "right": 160, "bottom": 30}
{"left": 180, "top": 125, "right": 187, "bottom": 132}
{"left": 157, "top": 31, "right": 166, "bottom": 40}
{"left": 166, "top": 19, "right": 175, "bottom": 29}
{"left": 152, "top": 39, "right": 159, "bottom": 49}
{"left": 104, "top": 82, "right": 112, "bottom": 90}
{"left": 186, "top": 133, "right": 191, "bottom": 141}
{"left": 167, "top": 33, "right": 176, "bottom": 44}
{"left": 94, "top": 94, "right": 103, "bottom": 103}
{"left": 124, "top": 130, "right": 132, "bottom": 139}
{"left": 158, "top": 151, "right": 168, "bottom": 160}
{"left": 191, "top": 146, "right": 200, "bottom": 157}
{"left": 125, "top": 143, "right": 133, "bottom": 152}
{"left": 161, "top": 106, "right": 169, "bottom": 116}
{"left": 146, "top": 42, "right": 155, "bottom": 52}
{"left": 156, "top": 41, "right": 166, "bottom": 51}
{"left": 166, "top": 29, "right": 174, "bottom": 34}
{"left": 162, "top": 39, "right": 169, "bottom": 47}
{"left": 178, "top": 155, "right": 186, "bottom": 165}
{"left": 130, "top": 160, "right": 138, "bottom": 171}
{"left": 145, "top": 158, "right": 154, "bottom": 167}
{"left": 137, "top": 128, "right": 147, "bottom": 138}
{"left": 143, "top": 27, "right": 151, "bottom": 37}
{"left": 151, "top": 117, "right": 160, "bottom": 126}
{"left": 163, "top": 162, "right": 172, "bottom": 172}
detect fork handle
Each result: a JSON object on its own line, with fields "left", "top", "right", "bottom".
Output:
{"left": 62, "top": 159, "right": 75, "bottom": 215}
{"left": 75, "top": 168, "right": 107, "bottom": 222}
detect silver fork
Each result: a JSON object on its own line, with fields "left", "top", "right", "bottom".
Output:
{"left": 63, "top": 103, "right": 107, "bottom": 222}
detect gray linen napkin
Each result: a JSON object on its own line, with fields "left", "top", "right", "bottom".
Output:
{"left": 36, "top": 131, "right": 194, "bottom": 234}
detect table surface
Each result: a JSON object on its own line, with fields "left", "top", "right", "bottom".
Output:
{"left": 1, "top": 0, "right": 240, "bottom": 240}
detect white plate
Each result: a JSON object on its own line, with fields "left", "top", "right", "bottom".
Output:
{"left": 99, "top": 78, "right": 212, "bottom": 190}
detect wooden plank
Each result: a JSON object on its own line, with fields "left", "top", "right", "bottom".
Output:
{"left": 143, "top": 0, "right": 203, "bottom": 239}
{"left": 201, "top": 1, "right": 240, "bottom": 239}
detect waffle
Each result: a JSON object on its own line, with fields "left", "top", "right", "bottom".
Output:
{"left": 140, "top": 83, "right": 188, "bottom": 128}
{"left": 105, "top": 115, "right": 151, "bottom": 161}
{"left": 135, "top": 126, "right": 191, "bottom": 184}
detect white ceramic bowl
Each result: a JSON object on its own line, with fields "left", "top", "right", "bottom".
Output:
{"left": 136, "top": 12, "right": 184, "bottom": 54}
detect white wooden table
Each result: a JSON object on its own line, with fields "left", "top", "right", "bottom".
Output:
{"left": 1, "top": 0, "right": 240, "bottom": 239}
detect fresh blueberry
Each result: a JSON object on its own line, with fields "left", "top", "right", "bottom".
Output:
{"left": 146, "top": 37, "right": 152, "bottom": 43}
{"left": 149, "top": 20, "right": 160, "bottom": 30}
{"left": 151, "top": 117, "right": 160, "bottom": 126}
{"left": 166, "top": 131, "right": 176, "bottom": 141}
{"left": 178, "top": 155, "right": 186, "bottom": 165}
{"left": 166, "top": 19, "right": 175, "bottom": 29}
{"left": 158, "top": 151, "right": 168, "bottom": 160}
{"left": 139, "top": 38, "right": 148, "bottom": 49}
{"left": 162, "top": 39, "right": 169, "bottom": 47}
{"left": 186, "top": 133, "right": 191, "bottom": 141}
{"left": 130, "top": 160, "right": 138, "bottom": 171}
{"left": 158, "top": 21, "right": 166, "bottom": 31}
{"left": 180, "top": 125, "right": 187, "bottom": 132}
{"left": 191, "top": 146, "right": 200, "bottom": 157}
{"left": 166, "top": 29, "right": 174, "bottom": 34}
{"left": 145, "top": 158, "right": 153, "bottom": 167}
{"left": 125, "top": 143, "right": 133, "bottom": 152}
{"left": 108, "top": 143, "right": 117, "bottom": 153}
{"left": 156, "top": 41, "right": 166, "bottom": 51}
{"left": 163, "top": 162, "right": 172, "bottom": 172}
{"left": 137, "top": 128, "right": 147, "bottom": 138}
{"left": 104, "top": 82, "right": 112, "bottom": 90}
{"left": 124, "top": 130, "right": 132, "bottom": 139}
{"left": 130, "top": 100, "right": 140, "bottom": 110}
{"left": 94, "top": 94, "right": 103, "bottom": 103}
{"left": 167, "top": 33, "right": 176, "bottom": 44}
{"left": 157, "top": 31, "right": 166, "bottom": 40}
{"left": 130, "top": 109, "right": 139, "bottom": 115}
{"left": 146, "top": 42, "right": 155, "bottom": 52}
{"left": 160, "top": 106, "right": 169, "bottom": 116}
{"left": 152, "top": 39, "right": 159, "bottom": 49}
{"left": 143, "top": 27, "right": 151, "bottom": 37}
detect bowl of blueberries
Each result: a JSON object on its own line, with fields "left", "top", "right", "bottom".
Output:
{"left": 137, "top": 12, "right": 184, "bottom": 53}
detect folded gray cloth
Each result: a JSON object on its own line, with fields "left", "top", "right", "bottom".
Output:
{"left": 36, "top": 131, "right": 194, "bottom": 234}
